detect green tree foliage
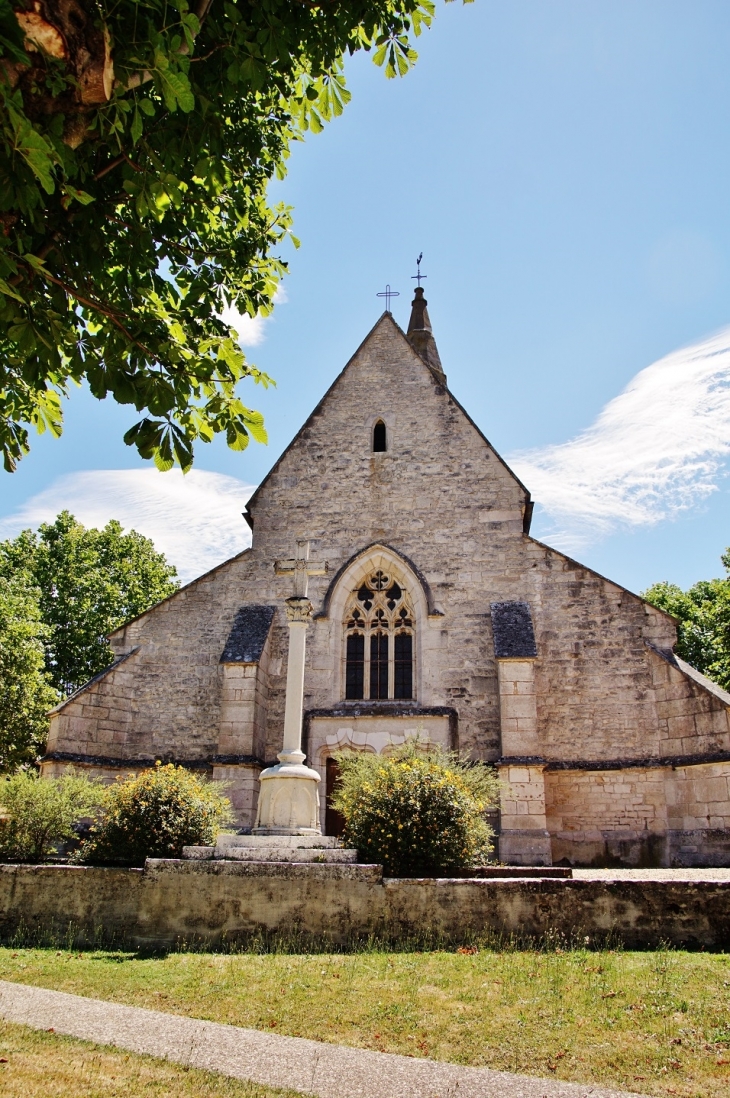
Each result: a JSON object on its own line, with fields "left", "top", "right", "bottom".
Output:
{"left": 0, "top": 570, "right": 58, "bottom": 770}
{"left": 332, "top": 743, "right": 499, "bottom": 876}
{"left": 78, "top": 763, "right": 232, "bottom": 865}
{"left": 643, "top": 548, "right": 730, "bottom": 690}
{"left": 0, "top": 0, "right": 459, "bottom": 473}
{"left": 0, "top": 510, "right": 179, "bottom": 696}
{"left": 0, "top": 769, "right": 104, "bottom": 861}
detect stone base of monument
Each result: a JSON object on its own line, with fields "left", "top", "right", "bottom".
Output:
{"left": 183, "top": 834, "right": 357, "bottom": 864}
{"left": 253, "top": 758, "right": 322, "bottom": 834}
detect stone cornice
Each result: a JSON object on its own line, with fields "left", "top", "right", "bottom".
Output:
{"left": 543, "top": 750, "right": 730, "bottom": 772}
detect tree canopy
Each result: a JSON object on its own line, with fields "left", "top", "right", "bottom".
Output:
{"left": 0, "top": 0, "right": 456, "bottom": 474}
{"left": 0, "top": 510, "right": 179, "bottom": 696}
{"left": 0, "top": 569, "right": 58, "bottom": 770}
{"left": 643, "top": 548, "right": 730, "bottom": 691}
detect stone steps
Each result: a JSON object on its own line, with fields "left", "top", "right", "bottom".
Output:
{"left": 218, "top": 834, "right": 343, "bottom": 849}
{"left": 184, "top": 846, "right": 357, "bottom": 863}
{"left": 183, "top": 833, "right": 358, "bottom": 864}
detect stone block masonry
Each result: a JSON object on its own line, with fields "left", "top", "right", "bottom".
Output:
{"left": 0, "top": 861, "right": 728, "bottom": 950}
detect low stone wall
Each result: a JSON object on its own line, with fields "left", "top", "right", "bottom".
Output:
{"left": 0, "top": 861, "right": 728, "bottom": 950}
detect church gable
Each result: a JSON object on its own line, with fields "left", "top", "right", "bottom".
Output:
{"left": 246, "top": 312, "right": 531, "bottom": 550}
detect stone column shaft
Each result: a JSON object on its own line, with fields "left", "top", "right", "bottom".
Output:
{"left": 281, "top": 612, "right": 308, "bottom": 762}
{"left": 254, "top": 595, "right": 321, "bottom": 835}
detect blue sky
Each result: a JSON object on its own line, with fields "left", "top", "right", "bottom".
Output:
{"left": 3, "top": 0, "right": 730, "bottom": 589}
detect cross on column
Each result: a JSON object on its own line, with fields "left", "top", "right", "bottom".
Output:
{"left": 274, "top": 539, "right": 328, "bottom": 597}
{"left": 255, "top": 539, "right": 330, "bottom": 834}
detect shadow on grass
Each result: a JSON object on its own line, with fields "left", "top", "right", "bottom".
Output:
{"left": 0, "top": 917, "right": 672, "bottom": 959}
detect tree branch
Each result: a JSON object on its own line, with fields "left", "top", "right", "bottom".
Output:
{"left": 94, "top": 151, "right": 142, "bottom": 181}
{"left": 34, "top": 266, "right": 158, "bottom": 363}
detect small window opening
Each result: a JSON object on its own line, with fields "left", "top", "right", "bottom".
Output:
{"left": 373, "top": 420, "right": 387, "bottom": 452}
{"left": 370, "top": 632, "right": 389, "bottom": 699}
{"left": 394, "top": 633, "right": 413, "bottom": 699}
{"left": 345, "top": 633, "right": 365, "bottom": 699}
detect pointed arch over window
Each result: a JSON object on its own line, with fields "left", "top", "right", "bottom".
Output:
{"left": 372, "top": 420, "right": 387, "bottom": 452}
{"left": 344, "top": 569, "right": 414, "bottom": 701}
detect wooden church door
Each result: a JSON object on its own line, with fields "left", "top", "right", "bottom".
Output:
{"left": 325, "top": 758, "right": 346, "bottom": 836}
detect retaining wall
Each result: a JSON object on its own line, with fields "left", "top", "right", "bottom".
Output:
{"left": 0, "top": 861, "right": 728, "bottom": 950}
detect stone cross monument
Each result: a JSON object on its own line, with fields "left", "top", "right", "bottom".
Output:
{"left": 253, "top": 540, "right": 329, "bottom": 834}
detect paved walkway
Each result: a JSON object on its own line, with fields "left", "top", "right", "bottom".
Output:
{"left": 573, "top": 868, "right": 730, "bottom": 881}
{"left": 0, "top": 980, "right": 647, "bottom": 1098}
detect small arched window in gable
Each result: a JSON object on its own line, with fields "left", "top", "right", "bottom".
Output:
{"left": 372, "top": 420, "right": 387, "bottom": 452}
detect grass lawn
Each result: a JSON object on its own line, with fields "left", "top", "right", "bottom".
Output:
{"left": 0, "top": 945, "right": 728, "bottom": 1097}
{"left": 0, "top": 1019, "right": 303, "bottom": 1098}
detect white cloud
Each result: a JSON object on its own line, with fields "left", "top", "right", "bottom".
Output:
{"left": 218, "top": 284, "right": 288, "bottom": 348}
{"left": 509, "top": 326, "right": 730, "bottom": 553}
{"left": 0, "top": 469, "right": 254, "bottom": 585}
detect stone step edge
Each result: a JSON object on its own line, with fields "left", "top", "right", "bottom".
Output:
{"left": 183, "top": 846, "right": 358, "bottom": 862}
{"left": 216, "top": 834, "right": 343, "bottom": 849}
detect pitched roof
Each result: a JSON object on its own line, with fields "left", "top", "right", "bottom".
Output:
{"left": 220, "top": 604, "right": 276, "bottom": 663}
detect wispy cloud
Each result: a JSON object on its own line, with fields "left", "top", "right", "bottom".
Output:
{"left": 0, "top": 469, "right": 254, "bottom": 584}
{"left": 219, "top": 284, "right": 288, "bottom": 348}
{"left": 509, "top": 327, "right": 730, "bottom": 553}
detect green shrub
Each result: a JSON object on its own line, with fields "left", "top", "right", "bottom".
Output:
{"left": 332, "top": 744, "right": 499, "bottom": 877}
{"left": 78, "top": 763, "right": 232, "bottom": 867}
{"left": 0, "top": 771, "right": 105, "bottom": 863}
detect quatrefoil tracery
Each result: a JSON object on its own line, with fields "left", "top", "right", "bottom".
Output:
{"left": 346, "top": 572, "right": 414, "bottom": 634}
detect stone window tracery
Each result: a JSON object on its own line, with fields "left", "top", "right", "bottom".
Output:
{"left": 344, "top": 570, "right": 414, "bottom": 700}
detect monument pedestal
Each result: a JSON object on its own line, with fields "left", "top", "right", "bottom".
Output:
{"left": 254, "top": 754, "right": 321, "bottom": 835}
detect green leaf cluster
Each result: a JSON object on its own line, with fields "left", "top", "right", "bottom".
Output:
{"left": 0, "top": 570, "right": 59, "bottom": 771}
{"left": 0, "top": 0, "right": 460, "bottom": 472}
{"left": 643, "top": 547, "right": 730, "bottom": 691}
{"left": 0, "top": 510, "right": 179, "bottom": 697}
{"left": 0, "top": 769, "right": 105, "bottom": 862}
{"left": 77, "top": 762, "right": 232, "bottom": 866}
{"left": 332, "top": 742, "right": 499, "bottom": 877}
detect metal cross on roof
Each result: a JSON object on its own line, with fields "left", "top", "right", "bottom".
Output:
{"left": 376, "top": 284, "right": 400, "bottom": 312}
{"left": 411, "top": 252, "right": 427, "bottom": 287}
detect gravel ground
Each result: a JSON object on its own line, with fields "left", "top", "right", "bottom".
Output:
{"left": 0, "top": 980, "right": 648, "bottom": 1098}
{"left": 572, "top": 868, "right": 730, "bottom": 882}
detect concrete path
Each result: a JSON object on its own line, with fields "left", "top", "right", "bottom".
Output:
{"left": 573, "top": 868, "right": 730, "bottom": 882}
{"left": 0, "top": 980, "right": 647, "bottom": 1098}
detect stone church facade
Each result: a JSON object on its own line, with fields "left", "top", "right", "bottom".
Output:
{"left": 42, "top": 292, "right": 730, "bottom": 866}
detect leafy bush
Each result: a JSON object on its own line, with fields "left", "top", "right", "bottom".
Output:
{"left": 0, "top": 771, "right": 105, "bottom": 863}
{"left": 78, "top": 764, "right": 232, "bottom": 867}
{"left": 332, "top": 744, "right": 499, "bottom": 877}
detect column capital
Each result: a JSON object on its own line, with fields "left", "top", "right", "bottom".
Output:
{"left": 285, "top": 596, "right": 313, "bottom": 624}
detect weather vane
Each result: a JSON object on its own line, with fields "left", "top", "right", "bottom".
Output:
{"left": 411, "top": 253, "right": 427, "bottom": 287}
{"left": 376, "top": 284, "right": 400, "bottom": 312}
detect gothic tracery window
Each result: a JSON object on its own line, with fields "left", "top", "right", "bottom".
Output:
{"left": 344, "top": 570, "right": 414, "bottom": 700}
